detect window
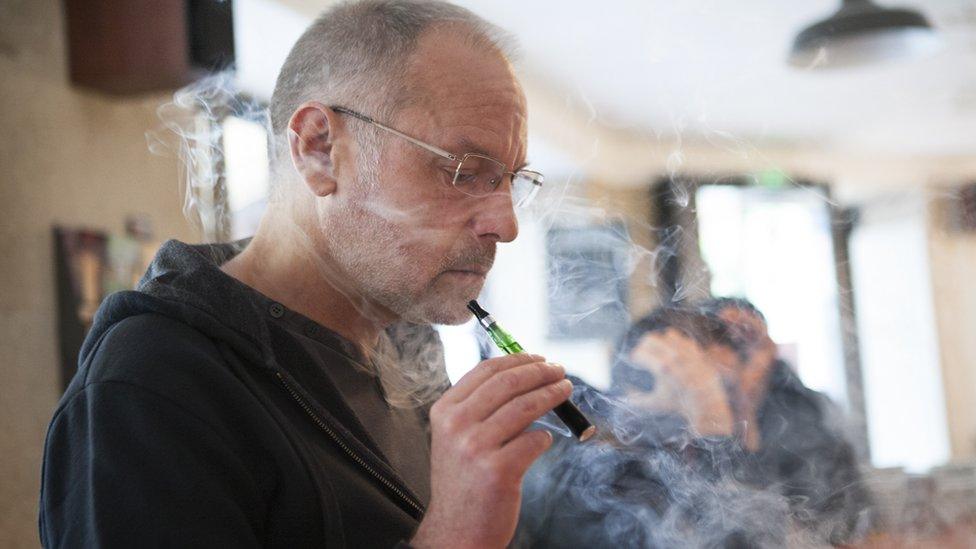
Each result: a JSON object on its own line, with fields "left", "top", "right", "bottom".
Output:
{"left": 696, "top": 184, "right": 848, "bottom": 406}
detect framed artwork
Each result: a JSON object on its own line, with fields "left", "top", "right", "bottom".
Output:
{"left": 546, "top": 223, "right": 631, "bottom": 340}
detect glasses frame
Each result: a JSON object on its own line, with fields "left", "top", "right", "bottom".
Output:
{"left": 330, "top": 106, "right": 543, "bottom": 207}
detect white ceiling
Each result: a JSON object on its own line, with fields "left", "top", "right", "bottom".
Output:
{"left": 247, "top": 0, "right": 976, "bottom": 157}
{"left": 450, "top": 0, "right": 976, "bottom": 156}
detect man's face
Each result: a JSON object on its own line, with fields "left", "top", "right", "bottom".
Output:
{"left": 326, "top": 30, "right": 527, "bottom": 325}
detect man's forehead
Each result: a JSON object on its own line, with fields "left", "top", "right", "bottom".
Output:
{"left": 406, "top": 83, "right": 528, "bottom": 163}
{"left": 392, "top": 29, "right": 527, "bottom": 164}
{"left": 406, "top": 62, "right": 526, "bottom": 125}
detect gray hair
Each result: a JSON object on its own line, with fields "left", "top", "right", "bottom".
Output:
{"left": 268, "top": 0, "right": 516, "bottom": 174}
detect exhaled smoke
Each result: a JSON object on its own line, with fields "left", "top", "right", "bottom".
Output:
{"left": 147, "top": 72, "right": 270, "bottom": 243}
{"left": 515, "top": 382, "right": 871, "bottom": 548}
{"left": 148, "top": 73, "right": 932, "bottom": 548}
{"left": 376, "top": 321, "right": 452, "bottom": 408}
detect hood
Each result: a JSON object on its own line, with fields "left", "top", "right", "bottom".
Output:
{"left": 81, "top": 239, "right": 449, "bottom": 403}
{"left": 81, "top": 239, "right": 278, "bottom": 372}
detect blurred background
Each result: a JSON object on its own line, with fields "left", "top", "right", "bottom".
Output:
{"left": 2, "top": 0, "right": 976, "bottom": 546}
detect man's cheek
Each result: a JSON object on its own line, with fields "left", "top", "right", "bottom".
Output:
{"left": 390, "top": 241, "right": 446, "bottom": 285}
{"left": 397, "top": 227, "right": 453, "bottom": 252}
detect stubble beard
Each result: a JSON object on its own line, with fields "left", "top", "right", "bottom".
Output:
{"left": 350, "top": 210, "right": 494, "bottom": 325}
{"left": 328, "top": 183, "right": 493, "bottom": 327}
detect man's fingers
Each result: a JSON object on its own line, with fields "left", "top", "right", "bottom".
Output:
{"left": 479, "top": 379, "right": 573, "bottom": 445}
{"left": 494, "top": 429, "right": 554, "bottom": 478}
{"left": 456, "top": 361, "right": 565, "bottom": 421}
{"left": 441, "top": 353, "right": 545, "bottom": 404}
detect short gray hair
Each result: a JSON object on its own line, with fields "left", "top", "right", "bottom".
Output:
{"left": 268, "top": 0, "right": 516, "bottom": 167}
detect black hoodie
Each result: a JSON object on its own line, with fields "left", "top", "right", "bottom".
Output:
{"left": 39, "top": 240, "right": 445, "bottom": 548}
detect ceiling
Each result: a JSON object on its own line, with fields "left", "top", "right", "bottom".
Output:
{"left": 244, "top": 0, "right": 976, "bottom": 160}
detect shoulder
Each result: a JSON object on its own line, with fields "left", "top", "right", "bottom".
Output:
{"left": 81, "top": 313, "right": 227, "bottom": 387}
{"left": 767, "top": 361, "right": 823, "bottom": 402}
{"left": 68, "top": 313, "right": 264, "bottom": 427}
{"left": 53, "top": 313, "right": 278, "bottom": 459}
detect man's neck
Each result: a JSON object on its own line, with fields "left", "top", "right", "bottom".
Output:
{"left": 221, "top": 213, "right": 392, "bottom": 352}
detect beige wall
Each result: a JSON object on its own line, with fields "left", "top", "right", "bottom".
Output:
{"left": 0, "top": 2, "right": 196, "bottom": 546}
{"left": 929, "top": 192, "right": 976, "bottom": 461}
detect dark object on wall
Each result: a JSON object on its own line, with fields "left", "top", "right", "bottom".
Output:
{"left": 944, "top": 182, "right": 976, "bottom": 233}
{"left": 187, "top": 0, "right": 235, "bottom": 71}
{"left": 546, "top": 223, "right": 630, "bottom": 340}
{"left": 54, "top": 222, "right": 161, "bottom": 390}
{"left": 651, "top": 175, "right": 714, "bottom": 306}
{"left": 54, "top": 227, "right": 108, "bottom": 389}
{"left": 63, "top": 0, "right": 235, "bottom": 95}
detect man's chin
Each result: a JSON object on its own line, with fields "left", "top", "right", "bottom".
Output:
{"left": 387, "top": 273, "right": 484, "bottom": 325}
{"left": 414, "top": 289, "right": 483, "bottom": 325}
{"left": 430, "top": 307, "right": 474, "bottom": 326}
{"left": 393, "top": 306, "right": 466, "bottom": 326}
{"left": 410, "top": 296, "right": 476, "bottom": 325}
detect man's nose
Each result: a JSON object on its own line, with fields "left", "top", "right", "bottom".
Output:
{"left": 470, "top": 190, "right": 519, "bottom": 243}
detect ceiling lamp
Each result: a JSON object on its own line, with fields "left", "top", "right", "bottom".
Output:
{"left": 788, "top": 0, "right": 941, "bottom": 69}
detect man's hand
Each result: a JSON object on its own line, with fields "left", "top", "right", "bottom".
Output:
{"left": 729, "top": 334, "right": 777, "bottom": 451}
{"left": 411, "top": 353, "right": 570, "bottom": 549}
{"left": 738, "top": 333, "right": 777, "bottom": 408}
{"left": 717, "top": 307, "right": 779, "bottom": 451}
{"left": 628, "top": 329, "right": 734, "bottom": 437}
{"left": 719, "top": 307, "right": 778, "bottom": 407}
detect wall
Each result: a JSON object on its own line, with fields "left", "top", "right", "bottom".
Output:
{"left": 0, "top": 1, "right": 196, "bottom": 546}
{"left": 929, "top": 190, "right": 976, "bottom": 461}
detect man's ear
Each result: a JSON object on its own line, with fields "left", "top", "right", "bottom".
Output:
{"left": 287, "top": 102, "right": 344, "bottom": 197}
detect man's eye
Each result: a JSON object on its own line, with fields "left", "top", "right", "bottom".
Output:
{"left": 455, "top": 172, "right": 478, "bottom": 184}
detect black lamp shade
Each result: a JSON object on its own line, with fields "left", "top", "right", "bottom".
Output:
{"left": 789, "top": 0, "right": 940, "bottom": 69}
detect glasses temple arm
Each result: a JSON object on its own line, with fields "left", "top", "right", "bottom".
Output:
{"left": 330, "top": 106, "right": 460, "bottom": 163}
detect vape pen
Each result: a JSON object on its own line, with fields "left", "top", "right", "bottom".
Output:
{"left": 467, "top": 300, "right": 596, "bottom": 442}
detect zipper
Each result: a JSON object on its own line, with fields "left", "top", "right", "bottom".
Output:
{"left": 274, "top": 371, "right": 425, "bottom": 518}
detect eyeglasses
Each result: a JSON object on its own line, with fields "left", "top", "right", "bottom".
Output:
{"left": 331, "top": 106, "right": 543, "bottom": 208}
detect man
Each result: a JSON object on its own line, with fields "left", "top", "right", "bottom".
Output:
{"left": 40, "top": 2, "right": 569, "bottom": 547}
{"left": 519, "top": 303, "right": 871, "bottom": 546}
{"left": 613, "top": 300, "right": 870, "bottom": 543}
{"left": 700, "top": 297, "right": 871, "bottom": 543}
{"left": 516, "top": 308, "right": 794, "bottom": 548}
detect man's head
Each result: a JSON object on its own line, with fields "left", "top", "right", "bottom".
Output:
{"left": 700, "top": 297, "right": 769, "bottom": 353}
{"left": 611, "top": 306, "right": 737, "bottom": 394}
{"left": 268, "top": 0, "right": 527, "bottom": 326}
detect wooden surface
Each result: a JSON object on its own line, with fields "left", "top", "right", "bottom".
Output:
{"left": 847, "top": 521, "right": 976, "bottom": 549}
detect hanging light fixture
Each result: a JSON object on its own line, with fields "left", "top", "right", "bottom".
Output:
{"left": 788, "top": 0, "right": 941, "bottom": 69}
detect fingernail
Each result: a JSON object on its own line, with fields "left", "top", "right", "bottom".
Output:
{"left": 528, "top": 354, "right": 546, "bottom": 361}
{"left": 559, "top": 379, "right": 573, "bottom": 392}
{"left": 550, "top": 362, "right": 565, "bottom": 375}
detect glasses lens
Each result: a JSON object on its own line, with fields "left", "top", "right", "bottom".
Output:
{"left": 512, "top": 171, "right": 543, "bottom": 208}
{"left": 452, "top": 155, "right": 544, "bottom": 208}
{"left": 453, "top": 154, "right": 506, "bottom": 197}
